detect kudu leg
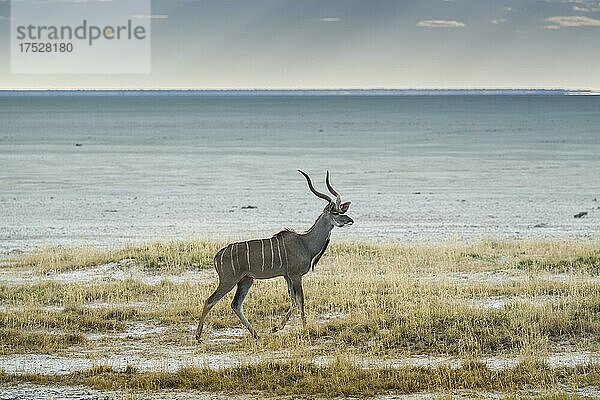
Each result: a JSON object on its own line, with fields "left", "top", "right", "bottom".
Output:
{"left": 195, "top": 281, "right": 236, "bottom": 342}
{"left": 291, "top": 276, "right": 306, "bottom": 327}
{"left": 231, "top": 276, "right": 259, "bottom": 339}
{"left": 273, "top": 276, "right": 296, "bottom": 332}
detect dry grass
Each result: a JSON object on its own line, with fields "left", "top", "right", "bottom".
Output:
{"left": 5, "top": 239, "right": 599, "bottom": 275}
{"left": 0, "top": 328, "right": 85, "bottom": 355}
{"left": 5, "top": 240, "right": 224, "bottom": 274}
{"left": 0, "top": 359, "right": 599, "bottom": 397}
{"left": 0, "top": 307, "right": 136, "bottom": 332}
{"left": 0, "top": 239, "right": 599, "bottom": 395}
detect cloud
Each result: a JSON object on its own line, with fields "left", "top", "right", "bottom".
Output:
{"left": 545, "top": 15, "right": 600, "bottom": 27}
{"left": 543, "top": 24, "right": 561, "bottom": 29}
{"left": 320, "top": 17, "right": 340, "bottom": 22}
{"left": 131, "top": 14, "right": 168, "bottom": 19}
{"left": 417, "top": 19, "right": 465, "bottom": 28}
{"left": 492, "top": 18, "right": 507, "bottom": 24}
{"left": 573, "top": 5, "right": 600, "bottom": 11}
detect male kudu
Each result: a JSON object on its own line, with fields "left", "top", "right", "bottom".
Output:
{"left": 195, "top": 170, "right": 353, "bottom": 341}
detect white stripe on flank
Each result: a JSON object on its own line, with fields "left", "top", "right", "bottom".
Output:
{"left": 275, "top": 236, "right": 282, "bottom": 268}
{"left": 235, "top": 243, "right": 240, "bottom": 270}
{"left": 282, "top": 236, "right": 288, "bottom": 272}
{"left": 246, "top": 242, "right": 250, "bottom": 271}
{"left": 261, "top": 239, "right": 265, "bottom": 272}
{"left": 269, "top": 238, "right": 274, "bottom": 270}
{"left": 220, "top": 249, "right": 225, "bottom": 275}
{"left": 230, "top": 244, "right": 236, "bottom": 275}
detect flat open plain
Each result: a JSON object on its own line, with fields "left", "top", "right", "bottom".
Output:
{"left": 0, "top": 240, "right": 599, "bottom": 398}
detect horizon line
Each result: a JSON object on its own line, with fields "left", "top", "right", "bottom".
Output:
{"left": 0, "top": 87, "right": 594, "bottom": 90}
{"left": 0, "top": 88, "right": 597, "bottom": 95}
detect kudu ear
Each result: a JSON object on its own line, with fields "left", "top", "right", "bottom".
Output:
{"left": 339, "top": 201, "right": 351, "bottom": 213}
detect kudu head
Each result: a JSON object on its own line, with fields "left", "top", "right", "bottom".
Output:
{"left": 298, "top": 170, "right": 354, "bottom": 228}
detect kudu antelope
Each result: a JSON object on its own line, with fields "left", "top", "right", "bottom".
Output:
{"left": 195, "top": 170, "right": 353, "bottom": 341}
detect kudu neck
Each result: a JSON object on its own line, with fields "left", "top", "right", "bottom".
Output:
{"left": 302, "top": 212, "right": 333, "bottom": 256}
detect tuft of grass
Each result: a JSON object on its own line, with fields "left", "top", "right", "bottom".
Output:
{"left": 518, "top": 253, "right": 600, "bottom": 274}
{"left": 0, "top": 306, "right": 138, "bottom": 332}
{"left": 302, "top": 298, "right": 600, "bottom": 355}
{"left": 6, "top": 246, "right": 116, "bottom": 274}
{"left": 5, "top": 240, "right": 225, "bottom": 274}
{"left": 0, "top": 328, "right": 86, "bottom": 354}
{"left": 116, "top": 241, "right": 223, "bottom": 272}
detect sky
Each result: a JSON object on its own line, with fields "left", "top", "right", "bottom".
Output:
{"left": 0, "top": 0, "right": 599, "bottom": 90}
